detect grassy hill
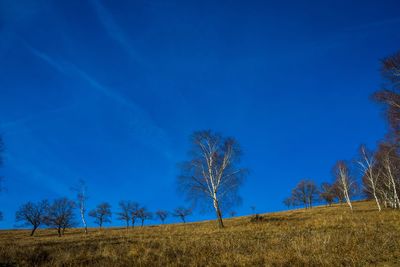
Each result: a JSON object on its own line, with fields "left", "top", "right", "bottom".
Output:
{"left": 1, "top": 201, "right": 399, "bottom": 266}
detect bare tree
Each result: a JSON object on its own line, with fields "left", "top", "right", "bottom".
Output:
{"left": 374, "top": 143, "right": 400, "bottom": 209}
{"left": 319, "top": 183, "right": 335, "bottom": 206}
{"left": 178, "top": 130, "right": 247, "bottom": 228}
{"left": 130, "top": 202, "right": 140, "bottom": 227}
{"left": 283, "top": 197, "right": 294, "bottom": 209}
{"left": 369, "top": 51, "right": 400, "bottom": 209}
{"left": 89, "top": 202, "right": 112, "bottom": 229}
{"left": 71, "top": 179, "right": 88, "bottom": 234}
{"left": 357, "top": 145, "right": 382, "bottom": 211}
{"left": 229, "top": 210, "right": 237, "bottom": 217}
{"left": 173, "top": 207, "right": 192, "bottom": 223}
{"left": 292, "top": 180, "right": 318, "bottom": 209}
{"left": 382, "top": 50, "right": 400, "bottom": 82}
{"left": 373, "top": 51, "right": 400, "bottom": 139}
{"left": 15, "top": 200, "right": 48, "bottom": 236}
{"left": 136, "top": 207, "right": 152, "bottom": 227}
{"left": 44, "top": 198, "right": 76, "bottom": 237}
{"left": 331, "top": 181, "right": 344, "bottom": 204}
{"left": 117, "top": 201, "right": 134, "bottom": 229}
{"left": 333, "top": 161, "right": 356, "bottom": 211}
{"left": 155, "top": 210, "right": 168, "bottom": 224}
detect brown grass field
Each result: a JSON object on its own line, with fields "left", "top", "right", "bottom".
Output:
{"left": 0, "top": 201, "right": 399, "bottom": 266}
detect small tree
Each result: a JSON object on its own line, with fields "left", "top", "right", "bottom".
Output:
{"left": 117, "top": 201, "right": 134, "bottom": 229}
{"left": 44, "top": 198, "right": 76, "bottom": 237}
{"left": 283, "top": 197, "right": 294, "bottom": 209}
{"left": 178, "top": 130, "right": 247, "bottom": 228}
{"left": 292, "top": 180, "right": 318, "bottom": 209}
{"left": 130, "top": 202, "right": 140, "bottom": 227}
{"left": 173, "top": 207, "right": 192, "bottom": 223}
{"left": 71, "top": 179, "right": 88, "bottom": 234}
{"left": 89, "top": 202, "right": 112, "bottom": 229}
{"left": 16, "top": 200, "right": 48, "bottom": 236}
{"left": 319, "top": 183, "right": 335, "bottom": 206}
{"left": 155, "top": 210, "right": 168, "bottom": 224}
{"left": 331, "top": 182, "right": 344, "bottom": 204}
{"left": 136, "top": 207, "right": 152, "bottom": 227}
{"left": 333, "top": 161, "right": 356, "bottom": 211}
{"left": 357, "top": 145, "right": 382, "bottom": 211}
{"left": 374, "top": 143, "right": 400, "bottom": 209}
{"left": 229, "top": 210, "right": 237, "bottom": 217}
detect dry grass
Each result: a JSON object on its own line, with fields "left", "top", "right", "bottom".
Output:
{"left": 0, "top": 201, "right": 399, "bottom": 266}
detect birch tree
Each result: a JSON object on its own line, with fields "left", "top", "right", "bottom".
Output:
{"left": 333, "top": 161, "right": 356, "bottom": 211}
{"left": 71, "top": 179, "right": 88, "bottom": 234}
{"left": 374, "top": 143, "right": 400, "bottom": 209}
{"left": 357, "top": 145, "right": 382, "bottom": 211}
{"left": 372, "top": 51, "right": 400, "bottom": 208}
{"left": 178, "top": 130, "right": 247, "bottom": 228}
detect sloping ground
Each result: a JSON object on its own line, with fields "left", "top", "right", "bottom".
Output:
{"left": 0, "top": 201, "right": 399, "bottom": 266}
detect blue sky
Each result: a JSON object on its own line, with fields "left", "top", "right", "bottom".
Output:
{"left": 0, "top": 0, "right": 399, "bottom": 229}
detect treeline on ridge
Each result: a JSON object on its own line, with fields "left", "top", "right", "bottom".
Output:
{"left": 284, "top": 51, "right": 400, "bottom": 212}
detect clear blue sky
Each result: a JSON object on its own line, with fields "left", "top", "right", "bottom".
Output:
{"left": 0, "top": 0, "right": 399, "bottom": 229}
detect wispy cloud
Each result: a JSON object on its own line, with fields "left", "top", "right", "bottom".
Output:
{"left": 90, "top": 0, "right": 143, "bottom": 63}
{"left": 0, "top": 105, "right": 74, "bottom": 134}
{"left": 25, "top": 44, "right": 171, "bottom": 159}
{"left": 72, "top": 66, "right": 171, "bottom": 158}
{"left": 0, "top": 45, "right": 75, "bottom": 134}
{"left": 27, "top": 43, "right": 141, "bottom": 113}
{"left": 73, "top": 67, "right": 136, "bottom": 109}
{"left": 343, "top": 16, "right": 400, "bottom": 33}
{"left": 26, "top": 45, "right": 68, "bottom": 74}
{"left": 6, "top": 152, "right": 72, "bottom": 196}
{"left": 298, "top": 16, "right": 400, "bottom": 55}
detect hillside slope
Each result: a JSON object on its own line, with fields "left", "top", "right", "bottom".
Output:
{"left": 0, "top": 201, "right": 399, "bottom": 266}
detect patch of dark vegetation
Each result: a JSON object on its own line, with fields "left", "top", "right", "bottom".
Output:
{"left": 250, "top": 214, "right": 265, "bottom": 223}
